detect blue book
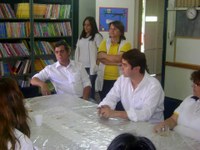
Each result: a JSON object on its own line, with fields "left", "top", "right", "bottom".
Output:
{"left": 0, "top": 23, "right": 7, "bottom": 38}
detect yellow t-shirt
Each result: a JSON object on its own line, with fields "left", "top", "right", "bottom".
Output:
{"left": 98, "top": 39, "right": 131, "bottom": 80}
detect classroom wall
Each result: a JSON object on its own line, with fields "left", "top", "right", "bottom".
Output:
{"left": 95, "top": 0, "right": 135, "bottom": 47}
{"left": 78, "top": 0, "right": 96, "bottom": 36}
{"left": 164, "top": 0, "right": 200, "bottom": 100}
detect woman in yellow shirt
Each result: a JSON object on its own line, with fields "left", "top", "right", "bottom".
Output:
{"left": 96, "top": 20, "right": 131, "bottom": 101}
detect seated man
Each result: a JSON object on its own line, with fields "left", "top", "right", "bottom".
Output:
{"left": 154, "top": 70, "right": 200, "bottom": 141}
{"left": 31, "top": 40, "right": 91, "bottom": 100}
{"left": 98, "top": 49, "right": 164, "bottom": 123}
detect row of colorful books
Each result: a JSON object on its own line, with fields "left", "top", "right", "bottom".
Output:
{"left": 0, "top": 3, "right": 16, "bottom": 18}
{"left": 0, "top": 21, "right": 72, "bottom": 38}
{"left": 34, "top": 41, "right": 54, "bottom": 55}
{"left": 0, "top": 22, "right": 29, "bottom": 38}
{"left": 0, "top": 60, "right": 31, "bottom": 76}
{"left": 0, "top": 3, "right": 71, "bottom": 19}
{"left": 0, "top": 42, "right": 30, "bottom": 58}
{"left": 32, "top": 22, "right": 72, "bottom": 37}
{"left": 16, "top": 3, "right": 71, "bottom": 19}
{"left": 0, "top": 59, "right": 55, "bottom": 76}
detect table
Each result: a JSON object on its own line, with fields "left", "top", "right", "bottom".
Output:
{"left": 27, "top": 94, "right": 200, "bottom": 150}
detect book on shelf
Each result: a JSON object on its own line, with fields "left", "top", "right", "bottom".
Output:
{"left": 15, "top": 3, "right": 71, "bottom": 19}
{"left": 46, "top": 4, "right": 71, "bottom": 19}
{"left": 34, "top": 59, "right": 55, "bottom": 72}
{"left": 0, "top": 23, "right": 7, "bottom": 38}
{"left": 0, "top": 62, "right": 3, "bottom": 76}
{"left": 0, "top": 4, "right": 16, "bottom": 18}
{"left": 34, "top": 4, "right": 47, "bottom": 18}
{"left": 1, "top": 62, "right": 10, "bottom": 76}
{"left": 23, "top": 59, "right": 31, "bottom": 74}
{"left": 16, "top": 3, "right": 30, "bottom": 19}
{"left": 0, "top": 42, "right": 30, "bottom": 58}
{"left": 12, "top": 60, "right": 21, "bottom": 74}
{"left": 66, "top": 22, "right": 72, "bottom": 36}
{"left": 18, "top": 79, "right": 31, "bottom": 88}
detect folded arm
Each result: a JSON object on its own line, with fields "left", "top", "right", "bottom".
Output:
{"left": 97, "top": 52, "right": 122, "bottom": 65}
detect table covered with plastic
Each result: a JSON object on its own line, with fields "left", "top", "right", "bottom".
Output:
{"left": 26, "top": 94, "right": 200, "bottom": 150}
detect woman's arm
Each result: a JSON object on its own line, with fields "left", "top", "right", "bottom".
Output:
{"left": 154, "top": 113, "right": 178, "bottom": 132}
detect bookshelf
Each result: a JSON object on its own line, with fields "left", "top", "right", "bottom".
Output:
{"left": 0, "top": 0, "right": 78, "bottom": 89}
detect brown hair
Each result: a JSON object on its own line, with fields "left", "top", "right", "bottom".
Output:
{"left": 0, "top": 78, "right": 30, "bottom": 150}
{"left": 122, "top": 49, "right": 149, "bottom": 74}
{"left": 55, "top": 40, "right": 71, "bottom": 53}
{"left": 191, "top": 70, "right": 200, "bottom": 85}
{"left": 109, "top": 20, "right": 126, "bottom": 43}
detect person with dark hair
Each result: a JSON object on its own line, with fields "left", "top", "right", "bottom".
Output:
{"left": 98, "top": 49, "right": 164, "bottom": 122}
{"left": 75, "top": 16, "right": 103, "bottom": 100}
{"left": 107, "top": 133, "right": 156, "bottom": 150}
{"left": 96, "top": 20, "right": 131, "bottom": 101}
{"left": 31, "top": 40, "right": 91, "bottom": 100}
{"left": 0, "top": 78, "right": 33, "bottom": 149}
{"left": 154, "top": 70, "right": 200, "bottom": 141}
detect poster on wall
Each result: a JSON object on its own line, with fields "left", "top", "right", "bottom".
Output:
{"left": 99, "top": 7, "right": 128, "bottom": 32}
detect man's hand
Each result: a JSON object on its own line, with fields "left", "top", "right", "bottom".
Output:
{"left": 98, "top": 105, "right": 114, "bottom": 118}
{"left": 40, "top": 83, "right": 51, "bottom": 95}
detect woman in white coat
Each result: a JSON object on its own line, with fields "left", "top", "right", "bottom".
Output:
{"left": 75, "top": 16, "right": 103, "bottom": 100}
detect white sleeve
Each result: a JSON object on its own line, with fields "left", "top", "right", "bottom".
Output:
{"left": 32, "top": 66, "right": 50, "bottom": 82}
{"left": 174, "top": 96, "right": 190, "bottom": 114}
{"left": 98, "top": 78, "right": 121, "bottom": 109}
{"left": 127, "top": 82, "right": 164, "bottom": 122}
{"left": 19, "top": 135, "right": 34, "bottom": 150}
{"left": 14, "top": 129, "right": 34, "bottom": 150}
{"left": 80, "top": 64, "right": 91, "bottom": 88}
{"left": 95, "top": 33, "right": 103, "bottom": 48}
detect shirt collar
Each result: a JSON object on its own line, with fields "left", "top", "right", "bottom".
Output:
{"left": 191, "top": 96, "right": 200, "bottom": 101}
{"left": 55, "top": 60, "right": 72, "bottom": 68}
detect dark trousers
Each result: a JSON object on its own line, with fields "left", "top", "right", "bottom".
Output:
{"left": 99, "top": 80, "right": 116, "bottom": 101}
{"left": 85, "top": 68, "right": 97, "bottom": 100}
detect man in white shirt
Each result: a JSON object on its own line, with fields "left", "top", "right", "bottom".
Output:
{"left": 31, "top": 40, "right": 91, "bottom": 100}
{"left": 98, "top": 49, "right": 164, "bottom": 122}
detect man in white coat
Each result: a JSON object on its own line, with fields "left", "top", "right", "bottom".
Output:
{"left": 98, "top": 49, "right": 164, "bottom": 123}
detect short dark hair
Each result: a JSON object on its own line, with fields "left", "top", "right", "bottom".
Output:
{"left": 191, "top": 70, "right": 200, "bottom": 85}
{"left": 122, "top": 49, "right": 148, "bottom": 74}
{"left": 55, "top": 40, "right": 70, "bottom": 52}
{"left": 109, "top": 20, "right": 126, "bottom": 43}
{"left": 107, "top": 133, "right": 156, "bottom": 150}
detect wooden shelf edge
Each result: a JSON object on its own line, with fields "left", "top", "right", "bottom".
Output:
{"left": 165, "top": 62, "right": 200, "bottom": 70}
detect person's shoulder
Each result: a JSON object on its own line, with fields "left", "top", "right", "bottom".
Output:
{"left": 145, "top": 72, "right": 162, "bottom": 87}
{"left": 95, "top": 33, "right": 103, "bottom": 38}
{"left": 14, "top": 129, "right": 33, "bottom": 150}
{"left": 70, "top": 60, "right": 83, "bottom": 67}
{"left": 183, "top": 95, "right": 195, "bottom": 102}
{"left": 46, "top": 61, "right": 58, "bottom": 69}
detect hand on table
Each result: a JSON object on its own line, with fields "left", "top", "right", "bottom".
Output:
{"left": 98, "top": 105, "right": 114, "bottom": 118}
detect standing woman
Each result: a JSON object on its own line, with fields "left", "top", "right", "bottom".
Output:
{"left": 96, "top": 20, "right": 131, "bottom": 100}
{"left": 0, "top": 78, "right": 33, "bottom": 150}
{"left": 75, "top": 16, "right": 103, "bottom": 100}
